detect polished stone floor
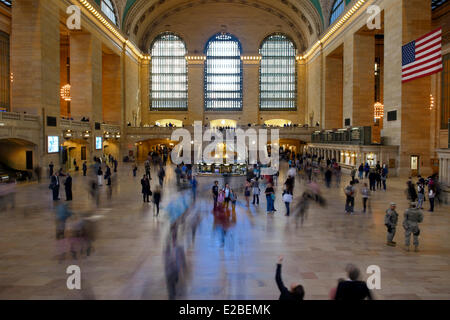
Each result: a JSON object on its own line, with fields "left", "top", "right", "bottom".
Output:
{"left": 0, "top": 162, "right": 449, "bottom": 300}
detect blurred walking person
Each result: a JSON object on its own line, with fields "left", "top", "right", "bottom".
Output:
{"left": 82, "top": 161, "right": 87, "bottom": 176}
{"left": 361, "top": 183, "right": 370, "bottom": 213}
{"left": 252, "top": 179, "right": 260, "bottom": 205}
{"left": 244, "top": 180, "right": 251, "bottom": 207}
{"left": 265, "top": 183, "right": 275, "bottom": 214}
{"left": 141, "top": 175, "right": 151, "bottom": 203}
{"left": 97, "top": 166, "right": 103, "bottom": 186}
{"left": 282, "top": 189, "right": 293, "bottom": 216}
{"left": 64, "top": 173, "right": 73, "bottom": 201}
{"left": 153, "top": 186, "right": 162, "bottom": 216}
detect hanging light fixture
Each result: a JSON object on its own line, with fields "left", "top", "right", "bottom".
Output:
{"left": 60, "top": 84, "right": 72, "bottom": 101}
{"left": 374, "top": 102, "right": 384, "bottom": 120}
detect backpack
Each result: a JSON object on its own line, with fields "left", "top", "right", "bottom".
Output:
{"left": 345, "top": 186, "right": 354, "bottom": 196}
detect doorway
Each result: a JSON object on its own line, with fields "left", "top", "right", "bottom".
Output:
{"left": 26, "top": 151, "right": 33, "bottom": 170}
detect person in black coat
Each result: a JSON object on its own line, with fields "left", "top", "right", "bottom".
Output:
{"left": 368, "top": 170, "right": 377, "bottom": 191}
{"left": 153, "top": 187, "right": 161, "bottom": 216}
{"left": 141, "top": 175, "right": 151, "bottom": 202}
{"left": 275, "top": 256, "right": 305, "bottom": 301}
{"left": 50, "top": 172, "right": 60, "bottom": 201}
{"left": 82, "top": 162, "right": 87, "bottom": 176}
{"left": 105, "top": 165, "right": 112, "bottom": 186}
{"left": 49, "top": 162, "right": 54, "bottom": 177}
{"left": 334, "top": 264, "right": 373, "bottom": 300}
{"left": 64, "top": 173, "right": 73, "bottom": 201}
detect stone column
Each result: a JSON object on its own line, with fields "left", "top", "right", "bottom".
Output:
{"left": 70, "top": 33, "right": 102, "bottom": 123}
{"left": 325, "top": 53, "right": 343, "bottom": 129}
{"left": 343, "top": 35, "right": 354, "bottom": 126}
{"left": 11, "top": 0, "right": 60, "bottom": 116}
{"left": 243, "top": 61, "right": 260, "bottom": 125}
{"left": 352, "top": 33, "right": 375, "bottom": 127}
{"left": 140, "top": 60, "right": 149, "bottom": 125}
{"left": 187, "top": 60, "right": 205, "bottom": 124}
{"left": 383, "top": 0, "right": 432, "bottom": 176}
{"left": 102, "top": 53, "right": 122, "bottom": 124}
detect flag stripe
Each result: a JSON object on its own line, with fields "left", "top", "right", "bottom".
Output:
{"left": 416, "top": 28, "right": 442, "bottom": 45}
{"left": 402, "top": 60, "right": 442, "bottom": 76}
{"left": 402, "top": 65, "right": 443, "bottom": 82}
{"left": 402, "top": 51, "right": 442, "bottom": 70}
{"left": 416, "top": 36, "right": 442, "bottom": 53}
{"left": 416, "top": 44, "right": 442, "bottom": 59}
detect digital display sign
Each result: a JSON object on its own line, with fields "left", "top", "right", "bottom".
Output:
{"left": 47, "top": 136, "right": 59, "bottom": 153}
{"left": 96, "top": 137, "right": 103, "bottom": 150}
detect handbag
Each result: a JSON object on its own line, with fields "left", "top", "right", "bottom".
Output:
{"left": 271, "top": 193, "right": 275, "bottom": 201}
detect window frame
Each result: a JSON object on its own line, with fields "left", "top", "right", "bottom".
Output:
{"left": 329, "top": 0, "right": 345, "bottom": 26}
{"left": 101, "top": 0, "right": 118, "bottom": 26}
{"left": 150, "top": 32, "right": 189, "bottom": 111}
{"left": 259, "top": 33, "right": 298, "bottom": 111}
{"left": 204, "top": 32, "right": 243, "bottom": 111}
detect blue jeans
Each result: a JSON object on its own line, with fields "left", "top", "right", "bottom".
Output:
{"left": 266, "top": 195, "right": 274, "bottom": 212}
{"left": 285, "top": 202, "right": 290, "bottom": 216}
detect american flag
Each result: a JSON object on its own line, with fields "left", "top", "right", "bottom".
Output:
{"left": 402, "top": 28, "right": 443, "bottom": 83}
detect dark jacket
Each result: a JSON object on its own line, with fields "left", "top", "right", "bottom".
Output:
{"left": 275, "top": 264, "right": 303, "bottom": 301}
{"left": 334, "top": 280, "right": 373, "bottom": 300}
{"left": 141, "top": 178, "right": 151, "bottom": 194}
{"left": 64, "top": 176, "right": 72, "bottom": 190}
{"left": 50, "top": 175, "right": 59, "bottom": 189}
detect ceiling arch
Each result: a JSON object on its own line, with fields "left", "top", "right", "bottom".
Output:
{"left": 119, "top": 0, "right": 326, "bottom": 53}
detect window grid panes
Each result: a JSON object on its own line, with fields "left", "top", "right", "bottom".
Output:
{"left": 204, "top": 33, "right": 243, "bottom": 110}
{"left": 259, "top": 34, "right": 297, "bottom": 111}
{"left": 101, "top": 0, "right": 117, "bottom": 25}
{"left": 432, "top": 0, "right": 448, "bottom": 10}
{"left": 330, "top": 0, "right": 344, "bottom": 25}
{"left": 151, "top": 33, "right": 188, "bottom": 110}
{"left": 442, "top": 54, "right": 450, "bottom": 129}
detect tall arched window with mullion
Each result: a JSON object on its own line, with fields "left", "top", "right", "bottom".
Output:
{"left": 101, "top": 0, "right": 117, "bottom": 25}
{"left": 329, "top": 0, "right": 345, "bottom": 25}
{"left": 204, "top": 33, "right": 243, "bottom": 110}
{"left": 259, "top": 34, "right": 297, "bottom": 111}
{"left": 150, "top": 33, "right": 188, "bottom": 110}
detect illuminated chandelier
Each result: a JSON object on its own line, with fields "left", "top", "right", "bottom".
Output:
{"left": 60, "top": 84, "right": 72, "bottom": 102}
{"left": 374, "top": 102, "right": 384, "bottom": 120}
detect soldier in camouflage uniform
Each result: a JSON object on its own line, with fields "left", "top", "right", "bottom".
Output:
{"left": 384, "top": 202, "right": 398, "bottom": 246}
{"left": 402, "top": 201, "right": 424, "bottom": 252}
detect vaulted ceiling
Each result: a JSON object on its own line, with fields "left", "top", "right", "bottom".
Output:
{"left": 109, "top": 0, "right": 338, "bottom": 53}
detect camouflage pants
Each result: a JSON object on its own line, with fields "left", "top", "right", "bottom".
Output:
{"left": 387, "top": 227, "right": 396, "bottom": 242}
{"left": 405, "top": 227, "right": 419, "bottom": 247}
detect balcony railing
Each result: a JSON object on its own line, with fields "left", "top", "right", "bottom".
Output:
{"left": 60, "top": 119, "right": 91, "bottom": 129}
{"left": 0, "top": 111, "right": 40, "bottom": 123}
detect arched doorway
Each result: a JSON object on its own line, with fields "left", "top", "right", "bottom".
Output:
{"left": 0, "top": 138, "right": 37, "bottom": 181}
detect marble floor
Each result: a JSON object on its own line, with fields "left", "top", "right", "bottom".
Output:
{"left": 0, "top": 162, "right": 449, "bottom": 300}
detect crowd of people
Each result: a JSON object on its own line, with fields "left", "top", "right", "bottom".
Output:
{"left": 17, "top": 146, "right": 442, "bottom": 300}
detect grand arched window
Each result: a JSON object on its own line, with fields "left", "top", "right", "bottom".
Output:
{"left": 204, "top": 33, "right": 243, "bottom": 110}
{"left": 330, "top": 0, "right": 344, "bottom": 25}
{"left": 259, "top": 34, "right": 297, "bottom": 110}
{"left": 101, "top": 0, "right": 117, "bottom": 25}
{"left": 150, "top": 33, "right": 188, "bottom": 110}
